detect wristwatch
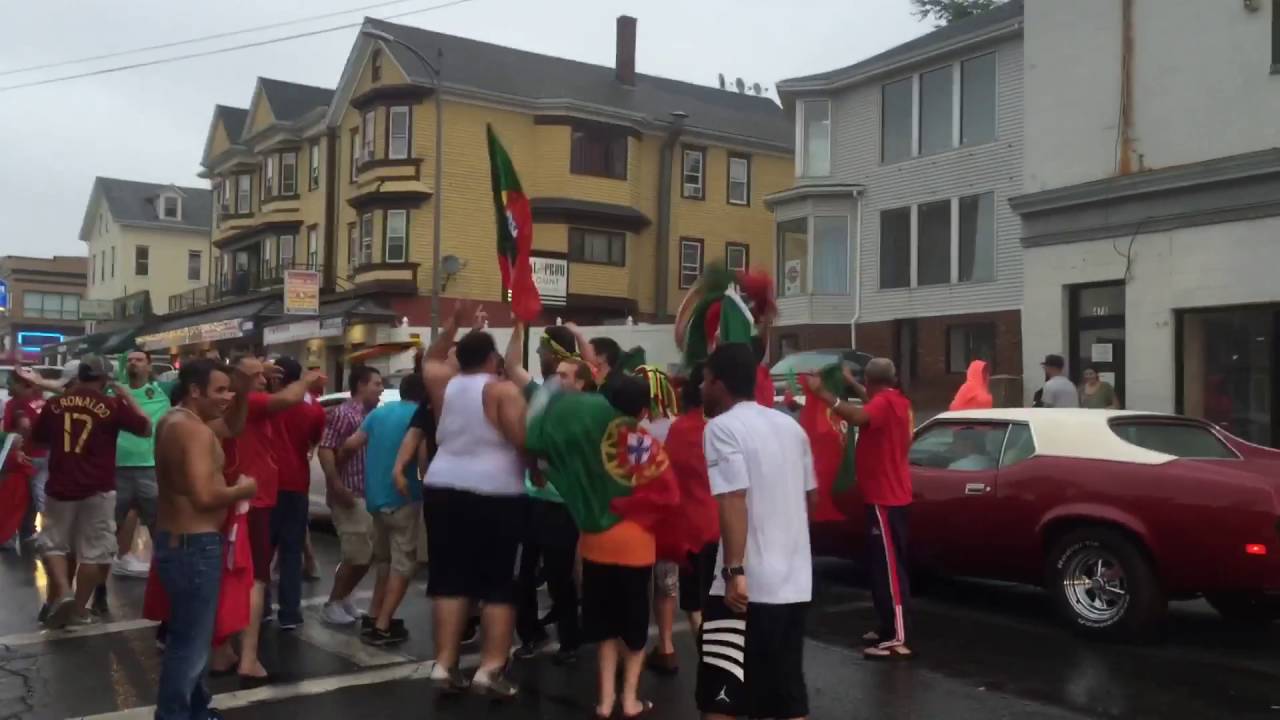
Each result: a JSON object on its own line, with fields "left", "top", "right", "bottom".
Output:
{"left": 721, "top": 565, "right": 746, "bottom": 582}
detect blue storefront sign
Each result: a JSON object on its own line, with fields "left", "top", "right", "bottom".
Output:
{"left": 0, "top": 280, "right": 8, "bottom": 312}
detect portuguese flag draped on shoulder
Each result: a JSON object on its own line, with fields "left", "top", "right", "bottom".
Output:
{"left": 487, "top": 124, "right": 541, "bottom": 322}
{"left": 799, "top": 364, "right": 858, "bottom": 523}
{"left": 525, "top": 387, "right": 701, "bottom": 564}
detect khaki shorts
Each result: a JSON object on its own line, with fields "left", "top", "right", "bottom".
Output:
{"left": 373, "top": 502, "right": 423, "bottom": 577}
{"left": 43, "top": 492, "right": 118, "bottom": 565}
{"left": 331, "top": 500, "right": 374, "bottom": 566}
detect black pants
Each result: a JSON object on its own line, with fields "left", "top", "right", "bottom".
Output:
{"left": 866, "top": 504, "right": 911, "bottom": 647}
{"left": 516, "top": 499, "right": 580, "bottom": 650}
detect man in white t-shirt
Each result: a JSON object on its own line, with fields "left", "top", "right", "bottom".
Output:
{"left": 696, "top": 343, "right": 815, "bottom": 720}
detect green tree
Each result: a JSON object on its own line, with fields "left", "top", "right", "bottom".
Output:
{"left": 911, "top": 0, "right": 1006, "bottom": 26}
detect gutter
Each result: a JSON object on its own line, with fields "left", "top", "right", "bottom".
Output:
{"left": 654, "top": 112, "right": 687, "bottom": 320}
{"left": 850, "top": 186, "right": 864, "bottom": 348}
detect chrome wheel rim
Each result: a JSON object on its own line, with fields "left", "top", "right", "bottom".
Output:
{"left": 1062, "top": 548, "right": 1129, "bottom": 623}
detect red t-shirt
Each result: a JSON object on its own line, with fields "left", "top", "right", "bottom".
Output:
{"left": 854, "top": 388, "right": 914, "bottom": 507}
{"left": 34, "top": 388, "right": 149, "bottom": 501}
{"left": 4, "top": 396, "right": 47, "bottom": 458}
{"left": 275, "top": 398, "right": 325, "bottom": 494}
{"left": 665, "top": 410, "right": 719, "bottom": 547}
{"left": 754, "top": 364, "right": 774, "bottom": 407}
{"left": 222, "top": 392, "right": 281, "bottom": 508}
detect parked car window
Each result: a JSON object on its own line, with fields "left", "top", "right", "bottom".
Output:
{"left": 910, "top": 423, "right": 1007, "bottom": 471}
{"left": 1110, "top": 421, "right": 1237, "bottom": 459}
{"left": 1000, "top": 423, "right": 1036, "bottom": 467}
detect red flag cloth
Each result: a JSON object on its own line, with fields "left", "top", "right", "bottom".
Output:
{"left": 0, "top": 468, "right": 30, "bottom": 543}
{"left": 143, "top": 505, "right": 253, "bottom": 647}
{"left": 755, "top": 364, "right": 774, "bottom": 407}
{"left": 798, "top": 374, "right": 849, "bottom": 524}
{"left": 663, "top": 411, "right": 719, "bottom": 549}
{"left": 488, "top": 125, "right": 541, "bottom": 322}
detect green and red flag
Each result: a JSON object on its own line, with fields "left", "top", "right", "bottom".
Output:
{"left": 487, "top": 124, "right": 541, "bottom": 322}
{"left": 798, "top": 364, "right": 857, "bottom": 523}
{"left": 525, "top": 388, "right": 701, "bottom": 563}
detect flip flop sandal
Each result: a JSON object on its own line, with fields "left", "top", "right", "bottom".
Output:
{"left": 861, "top": 631, "right": 882, "bottom": 646}
{"left": 864, "top": 644, "right": 914, "bottom": 661}
{"left": 622, "top": 700, "right": 655, "bottom": 719}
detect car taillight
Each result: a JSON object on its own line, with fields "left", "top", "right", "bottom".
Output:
{"left": 1246, "top": 544, "right": 1268, "bottom": 556}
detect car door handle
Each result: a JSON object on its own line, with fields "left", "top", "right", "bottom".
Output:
{"left": 964, "top": 483, "right": 989, "bottom": 496}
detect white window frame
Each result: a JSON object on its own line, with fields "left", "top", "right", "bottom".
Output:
{"left": 263, "top": 156, "right": 274, "bottom": 199}
{"left": 389, "top": 106, "right": 410, "bottom": 160}
{"left": 309, "top": 142, "right": 321, "bottom": 190}
{"left": 681, "top": 148, "right": 704, "bottom": 199}
{"left": 187, "top": 250, "right": 202, "bottom": 281}
{"left": 348, "top": 223, "right": 359, "bottom": 270}
{"left": 362, "top": 110, "right": 376, "bottom": 163}
{"left": 350, "top": 130, "right": 361, "bottom": 180}
{"left": 280, "top": 151, "right": 298, "bottom": 195}
{"left": 135, "top": 245, "right": 149, "bottom": 277}
{"left": 220, "top": 179, "right": 232, "bottom": 213}
{"left": 884, "top": 192, "right": 996, "bottom": 289}
{"left": 360, "top": 213, "right": 374, "bottom": 265}
{"left": 279, "top": 234, "right": 295, "bottom": 270}
{"left": 882, "top": 50, "right": 998, "bottom": 164}
{"left": 796, "top": 99, "right": 832, "bottom": 177}
{"left": 160, "top": 194, "right": 180, "bottom": 220}
{"left": 235, "top": 173, "right": 251, "bottom": 213}
{"left": 726, "top": 243, "right": 748, "bottom": 272}
{"left": 307, "top": 227, "right": 319, "bottom": 269}
{"left": 384, "top": 209, "right": 407, "bottom": 262}
{"left": 728, "top": 156, "right": 750, "bottom": 205}
{"left": 679, "top": 238, "right": 703, "bottom": 289}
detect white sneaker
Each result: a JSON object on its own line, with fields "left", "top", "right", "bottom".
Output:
{"left": 320, "top": 601, "right": 356, "bottom": 626}
{"left": 112, "top": 554, "right": 150, "bottom": 578}
{"left": 341, "top": 598, "right": 363, "bottom": 619}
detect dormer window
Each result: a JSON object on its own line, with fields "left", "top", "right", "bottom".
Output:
{"left": 159, "top": 194, "right": 180, "bottom": 220}
{"left": 371, "top": 49, "right": 383, "bottom": 83}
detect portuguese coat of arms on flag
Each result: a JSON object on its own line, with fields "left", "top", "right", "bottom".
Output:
{"left": 487, "top": 124, "right": 542, "bottom": 322}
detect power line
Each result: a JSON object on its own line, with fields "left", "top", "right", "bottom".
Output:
{"left": 0, "top": 0, "right": 475, "bottom": 93}
{"left": 0, "top": 0, "right": 427, "bottom": 77}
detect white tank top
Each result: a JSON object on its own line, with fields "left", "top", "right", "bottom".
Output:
{"left": 425, "top": 373, "right": 525, "bottom": 496}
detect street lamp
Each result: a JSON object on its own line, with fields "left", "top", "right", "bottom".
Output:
{"left": 361, "top": 28, "right": 445, "bottom": 340}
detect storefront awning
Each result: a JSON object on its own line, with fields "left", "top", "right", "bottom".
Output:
{"left": 262, "top": 297, "right": 398, "bottom": 346}
{"left": 135, "top": 300, "right": 272, "bottom": 352}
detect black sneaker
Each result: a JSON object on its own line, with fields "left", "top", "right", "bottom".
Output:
{"left": 361, "top": 624, "right": 409, "bottom": 646}
{"left": 461, "top": 616, "right": 481, "bottom": 645}
{"left": 551, "top": 647, "right": 579, "bottom": 667}
{"left": 513, "top": 637, "right": 553, "bottom": 660}
{"left": 91, "top": 586, "right": 109, "bottom": 617}
{"left": 361, "top": 616, "right": 404, "bottom": 632}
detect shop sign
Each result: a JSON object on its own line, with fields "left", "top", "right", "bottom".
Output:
{"left": 79, "top": 299, "right": 115, "bottom": 321}
{"left": 136, "top": 318, "right": 244, "bottom": 351}
{"left": 284, "top": 270, "right": 321, "bottom": 316}
{"left": 264, "top": 318, "right": 345, "bottom": 346}
{"left": 505, "top": 255, "right": 568, "bottom": 308}
{"left": 0, "top": 280, "right": 7, "bottom": 312}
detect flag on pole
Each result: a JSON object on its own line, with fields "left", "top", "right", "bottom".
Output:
{"left": 487, "top": 124, "right": 541, "bottom": 322}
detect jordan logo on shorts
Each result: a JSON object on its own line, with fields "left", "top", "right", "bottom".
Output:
{"left": 716, "top": 686, "right": 730, "bottom": 703}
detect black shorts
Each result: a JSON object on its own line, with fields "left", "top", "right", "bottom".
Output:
{"left": 696, "top": 596, "right": 809, "bottom": 719}
{"left": 679, "top": 542, "right": 719, "bottom": 613}
{"left": 581, "top": 561, "right": 652, "bottom": 652}
{"left": 423, "top": 486, "right": 523, "bottom": 604}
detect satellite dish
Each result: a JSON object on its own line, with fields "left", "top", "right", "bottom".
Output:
{"left": 735, "top": 77, "right": 746, "bottom": 94}
{"left": 718, "top": 73, "right": 726, "bottom": 90}
{"left": 441, "top": 255, "right": 463, "bottom": 275}
{"left": 752, "top": 82, "right": 763, "bottom": 96}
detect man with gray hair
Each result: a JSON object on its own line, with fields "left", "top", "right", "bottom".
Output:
{"left": 807, "top": 357, "right": 915, "bottom": 660}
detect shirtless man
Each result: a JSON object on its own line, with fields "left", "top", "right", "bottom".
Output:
{"left": 153, "top": 359, "right": 256, "bottom": 720}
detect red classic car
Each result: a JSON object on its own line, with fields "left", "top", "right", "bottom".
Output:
{"left": 811, "top": 408, "right": 1280, "bottom": 638}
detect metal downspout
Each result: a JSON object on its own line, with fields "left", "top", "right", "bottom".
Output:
{"left": 655, "top": 112, "right": 687, "bottom": 320}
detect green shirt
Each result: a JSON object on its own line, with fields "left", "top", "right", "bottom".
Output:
{"left": 523, "top": 380, "right": 564, "bottom": 504}
{"left": 115, "top": 381, "right": 174, "bottom": 468}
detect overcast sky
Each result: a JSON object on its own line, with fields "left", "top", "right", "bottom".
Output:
{"left": 0, "top": 0, "right": 928, "bottom": 259}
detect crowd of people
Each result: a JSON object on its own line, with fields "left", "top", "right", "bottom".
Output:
{"left": 0, "top": 302, "right": 928, "bottom": 720}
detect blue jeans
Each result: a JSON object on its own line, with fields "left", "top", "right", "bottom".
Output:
{"left": 270, "top": 490, "right": 310, "bottom": 626}
{"left": 154, "top": 532, "right": 223, "bottom": 720}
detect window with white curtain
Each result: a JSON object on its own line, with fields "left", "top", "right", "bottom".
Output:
{"left": 682, "top": 148, "right": 704, "bottom": 199}
{"left": 800, "top": 99, "right": 831, "bottom": 176}
{"left": 389, "top": 106, "right": 410, "bottom": 159}
{"left": 385, "top": 210, "right": 407, "bottom": 262}
{"left": 360, "top": 213, "right": 374, "bottom": 265}
{"left": 812, "top": 216, "right": 849, "bottom": 294}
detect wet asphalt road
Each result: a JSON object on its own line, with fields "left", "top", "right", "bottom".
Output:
{"left": 3, "top": 530, "right": 1280, "bottom": 719}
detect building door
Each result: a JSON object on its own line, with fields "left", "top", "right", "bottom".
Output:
{"left": 1069, "top": 283, "right": 1126, "bottom": 405}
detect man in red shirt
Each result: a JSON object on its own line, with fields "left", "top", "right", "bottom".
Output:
{"left": 33, "top": 355, "right": 151, "bottom": 629}
{"left": 810, "top": 357, "right": 914, "bottom": 660}
{"left": 220, "top": 355, "right": 319, "bottom": 680}
{"left": 268, "top": 357, "right": 326, "bottom": 630}
{"left": 3, "top": 373, "right": 46, "bottom": 549}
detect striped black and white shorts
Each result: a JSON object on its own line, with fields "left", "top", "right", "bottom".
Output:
{"left": 695, "top": 596, "right": 810, "bottom": 719}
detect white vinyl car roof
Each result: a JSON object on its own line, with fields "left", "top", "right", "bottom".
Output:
{"left": 926, "top": 408, "right": 1190, "bottom": 465}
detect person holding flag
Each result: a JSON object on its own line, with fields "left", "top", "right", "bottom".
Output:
{"left": 488, "top": 123, "right": 541, "bottom": 323}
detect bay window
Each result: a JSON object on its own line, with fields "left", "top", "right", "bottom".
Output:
{"left": 385, "top": 209, "right": 407, "bottom": 262}
{"left": 360, "top": 213, "right": 374, "bottom": 265}
{"left": 279, "top": 234, "right": 295, "bottom": 270}
{"left": 280, "top": 151, "right": 297, "bottom": 195}
{"left": 235, "top": 173, "right": 251, "bottom": 213}
{"left": 307, "top": 226, "right": 319, "bottom": 269}
{"left": 388, "top": 106, "right": 410, "bottom": 159}
{"left": 777, "top": 218, "right": 809, "bottom": 297}
{"left": 797, "top": 99, "right": 831, "bottom": 177}
{"left": 813, "top": 216, "right": 850, "bottom": 293}
{"left": 362, "top": 110, "right": 376, "bottom": 162}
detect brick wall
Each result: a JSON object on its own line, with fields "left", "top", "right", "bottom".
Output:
{"left": 857, "top": 309, "right": 1023, "bottom": 416}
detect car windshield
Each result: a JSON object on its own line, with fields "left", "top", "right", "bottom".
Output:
{"left": 771, "top": 351, "right": 849, "bottom": 376}
{"left": 1110, "top": 421, "right": 1238, "bottom": 459}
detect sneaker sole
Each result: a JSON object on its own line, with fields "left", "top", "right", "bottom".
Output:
{"left": 44, "top": 598, "right": 77, "bottom": 630}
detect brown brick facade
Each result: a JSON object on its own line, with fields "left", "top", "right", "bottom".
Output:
{"left": 856, "top": 309, "right": 1023, "bottom": 416}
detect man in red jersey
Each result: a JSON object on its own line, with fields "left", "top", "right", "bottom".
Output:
{"left": 809, "top": 357, "right": 914, "bottom": 660}
{"left": 34, "top": 355, "right": 151, "bottom": 629}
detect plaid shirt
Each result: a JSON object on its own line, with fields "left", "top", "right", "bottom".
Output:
{"left": 320, "top": 398, "right": 367, "bottom": 496}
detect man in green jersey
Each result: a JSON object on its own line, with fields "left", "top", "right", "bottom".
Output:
{"left": 111, "top": 350, "right": 174, "bottom": 579}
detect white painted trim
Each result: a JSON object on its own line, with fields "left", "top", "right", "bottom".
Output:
{"left": 949, "top": 196, "right": 960, "bottom": 284}
{"left": 951, "top": 62, "right": 962, "bottom": 149}
{"left": 908, "top": 202, "right": 919, "bottom": 288}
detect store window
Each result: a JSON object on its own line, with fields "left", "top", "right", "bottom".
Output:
{"left": 1180, "top": 306, "right": 1274, "bottom": 446}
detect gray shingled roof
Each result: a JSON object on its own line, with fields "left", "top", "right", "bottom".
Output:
{"left": 365, "top": 17, "right": 791, "bottom": 149}
{"left": 779, "top": 0, "right": 1023, "bottom": 88}
{"left": 214, "top": 104, "right": 248, "bottom": 144}
{"left": 96, "top": 177, "right": 211, "bottom": 231}
{"left": 257, "top": 78, "right": 333, "bottom": 127}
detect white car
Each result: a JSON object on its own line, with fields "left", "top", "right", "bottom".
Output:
{"left": 308, "top": 388, "right": 402, "bottom": 520}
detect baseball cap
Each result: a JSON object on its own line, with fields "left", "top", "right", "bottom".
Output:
{"left": 1041, "top": 354, "right": 1066, "bottom": 369}
{"left": 77, "top": 354, "right": 113, "bottom": 382}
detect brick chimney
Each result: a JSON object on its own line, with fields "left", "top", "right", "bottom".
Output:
{"left": 615, "top": 15, "right": 637, "bottom": 87}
